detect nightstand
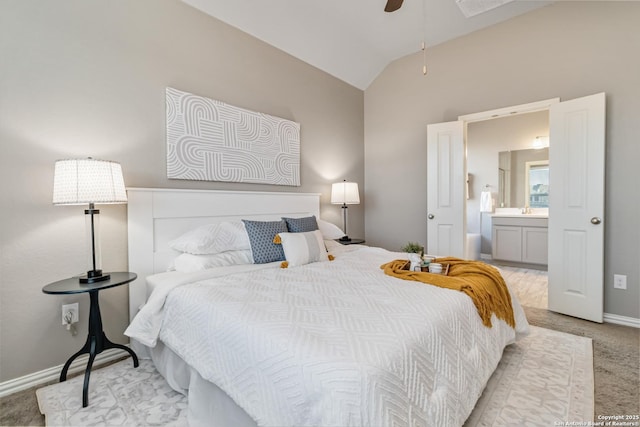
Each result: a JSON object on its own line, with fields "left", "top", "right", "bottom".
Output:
{"left": 42, "top": 272, "right": 139, "bottom": 407}
{"left": 336, "top": 238, "right": 365, "bottom": 245}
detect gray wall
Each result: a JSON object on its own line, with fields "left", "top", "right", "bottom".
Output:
{"left": 364, "top": 2, "right": 640, "bottom": 318}
{"left": 0, "top": 0, "right": 364, "bottom": 382}
{"left": 467, "top": 112, "right": 549, "bottom": 254}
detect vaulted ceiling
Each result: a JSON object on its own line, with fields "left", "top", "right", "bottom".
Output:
{"left": 182, "top": 0, "right": 551, "bottom": 89}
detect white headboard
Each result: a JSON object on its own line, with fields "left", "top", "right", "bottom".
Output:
{"left": 127, "top": 188, "right": 321, "bottom": 323}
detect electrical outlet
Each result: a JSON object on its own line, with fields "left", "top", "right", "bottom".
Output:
{"left": 62, "top": 303, "right": 79, "bottom": 324}
{"left": 613, "top": 274, "right": 627, "bottom": 290}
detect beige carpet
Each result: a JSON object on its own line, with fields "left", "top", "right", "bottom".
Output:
{"left": 36, "top": 325, "right": 593, "bottom": 427}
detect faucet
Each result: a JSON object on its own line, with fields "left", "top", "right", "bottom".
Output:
{"left": 521, "top": 206, "right": 531, "bottom": 214}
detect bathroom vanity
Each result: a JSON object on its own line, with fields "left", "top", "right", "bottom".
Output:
{"left": 491, "top": 214, "right": 548, "bottom": 266}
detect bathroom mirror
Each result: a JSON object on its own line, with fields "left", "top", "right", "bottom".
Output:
{"left": 498, "top": 147, "right": 549, "bottom": 208}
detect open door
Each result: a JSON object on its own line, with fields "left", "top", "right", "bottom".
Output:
{"left": 427, "top": 121, "right": 465, "bottom": 258}
{"left": 548, "top": 93, "right": 606, "bottom": 322}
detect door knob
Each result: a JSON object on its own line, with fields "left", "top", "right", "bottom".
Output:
{"left": 590, "top": 217, "right": 602, "bottom": 225}
{"left": 428, "top": 214, "right": 434, "bottom": 220}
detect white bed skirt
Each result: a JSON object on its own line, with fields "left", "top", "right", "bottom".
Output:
{"left": 151, "top": 341, "right": 258, "bottom": 427}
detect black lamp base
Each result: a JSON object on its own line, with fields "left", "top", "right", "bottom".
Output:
{"left": 79, "top": 270, "right": 110, "bottom": 284}
{"left": 339, "top": 236, "right": 352, "bottom": 242}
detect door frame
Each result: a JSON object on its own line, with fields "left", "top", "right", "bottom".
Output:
{"left": 456, "top": 98, "right": 560, "bottom": 256}
{"left": 427, "top": 98, "right": 560, "bottom": 258}
{"left": 457, "top": 98, "right": 560, "bottom": 124}
{"left": 440, "top": 95, "right": 606, "bottom": 323}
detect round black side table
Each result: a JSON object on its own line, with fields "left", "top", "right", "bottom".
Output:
{"left": 42, "top": 272, "right": 139, "bottom": 407}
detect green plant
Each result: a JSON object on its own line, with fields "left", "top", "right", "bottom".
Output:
{"left": 401, "top": 242, "right": 424, "bottom": 255}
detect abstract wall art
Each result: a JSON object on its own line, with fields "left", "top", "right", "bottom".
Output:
{"left": 166, "top": 87, "right": 300, "bottom": 186}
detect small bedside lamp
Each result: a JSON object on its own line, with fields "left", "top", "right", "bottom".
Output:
{"left": 331, "top": 180, "right": 360, "bottom": 242}
{"left": 53, "top": 158, "right": 127, "bottom": 283}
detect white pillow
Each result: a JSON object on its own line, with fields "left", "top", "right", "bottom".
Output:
{"left": 168, "top": 221, "right": 251, "bottom": 255}
{"left": 323, "top": 239, "right": 343, "bottom": 251}
{"left": 278, "top": 230, "right": 329, "bottom": 267}
{"left": 317, "top": 219, "right": 345, "bottom": 240}
{"left": 173, "top": 250, "right": 254, "bottom": 273}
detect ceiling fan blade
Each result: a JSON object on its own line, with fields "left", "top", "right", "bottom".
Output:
{"left": 384, "top": 0, "right": 404, "bottom": 12}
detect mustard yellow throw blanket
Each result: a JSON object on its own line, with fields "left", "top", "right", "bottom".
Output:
{"left": 380, "top": 257, "right": 515, "bottom": 329}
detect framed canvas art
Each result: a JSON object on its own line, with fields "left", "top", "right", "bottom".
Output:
{"left": 166, "top": 87, "right": 300, "bottom": 186}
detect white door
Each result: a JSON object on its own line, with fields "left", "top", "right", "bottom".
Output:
{"left": 548, "top": 93, "right": 606, "bottom": 322}
{"left": 427, "top": 121, "right": 465, "bottom": 258}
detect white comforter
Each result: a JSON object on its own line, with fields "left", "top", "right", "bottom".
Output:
{"left": 127, "top": 246, "right": 529, "bottom": 427}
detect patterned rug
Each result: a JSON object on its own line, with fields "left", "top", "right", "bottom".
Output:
{"left": 465, "top": 325, "right": 593, "bottom": 426}
{"left": 37, "top": 326, "right": 593, "bottom": 427}
{"left": 36, "top": 359, "right": 188, "bottom": 427}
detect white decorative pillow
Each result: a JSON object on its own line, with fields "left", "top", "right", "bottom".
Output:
{"left": 323, "top": 239, "right": 343, "bottom": 251}
{"left": 278, "top": 230, "right": 329, "bottom": 267}
{"left": 317, "top": 219, "right": 345, "bottom": 240}
{"left": 168, "top": 221, "right": 251, "bottom": 255}
{"left": 173, "top": 250, "right": 254, "bottom": 273}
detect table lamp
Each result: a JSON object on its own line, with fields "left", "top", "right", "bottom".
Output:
{"left": 53, "top": 158, "right": 127, "bottom": 283}
{"left": 331, "top": 180, "right": 360, "bottom": 242}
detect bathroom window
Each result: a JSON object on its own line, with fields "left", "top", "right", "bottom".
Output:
{"left": 525, "top": 160, "right": 549, "bottom": 208}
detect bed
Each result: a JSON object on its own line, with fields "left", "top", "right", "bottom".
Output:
{"left": 126, "top": 188, "right": 529, "bottom": 427}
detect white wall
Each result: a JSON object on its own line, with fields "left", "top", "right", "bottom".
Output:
{"left": 0, "top": 0, "right": 364, "bottom": 382}
{"left": 365, "top": 2, "right": 640, "bottom": 319}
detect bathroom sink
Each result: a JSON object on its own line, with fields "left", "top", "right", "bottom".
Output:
{"left": 491, "top": 213, "right": 548, "bottom": 218}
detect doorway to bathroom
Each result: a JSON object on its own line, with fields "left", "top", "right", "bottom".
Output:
{"left": 427, "top": 93, "right": 606, "bottom": 321}
{"left": 465, "top": 110, "right": 550, "bottom": 270}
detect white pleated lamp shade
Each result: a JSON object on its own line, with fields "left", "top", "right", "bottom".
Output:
{"left": 331, "top": 181, "right": 360, "bottom": 205}
{"left": 53, "top": 158, "right": 127, "bottom": 205}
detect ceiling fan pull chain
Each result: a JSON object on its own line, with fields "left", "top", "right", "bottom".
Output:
{"left": 422, "top": 0, "right": 428, "bottom": 75}
{"left": 422, "top": 41, "right": 427, "bottom": 75}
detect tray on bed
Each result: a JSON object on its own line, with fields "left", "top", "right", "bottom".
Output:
{"left": 422, "top": 263, "right": 450, "bottom": 275}
{"left": 401, "top": 260, "right": 450, "bottom": 275}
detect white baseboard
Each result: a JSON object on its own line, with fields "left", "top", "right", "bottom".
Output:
{"left": 0, "top": 347, "right": 130, "bottom": 398}
{"left": 604, "top": 312, "right": 640, "bottom": 328}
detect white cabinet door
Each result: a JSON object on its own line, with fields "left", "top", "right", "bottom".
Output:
{"left": 522, "top": 227, "right": 548, "bottom": 265}
{"left": 492, "top": 216, "right": 548, "bottom": 265}
{"left": 492, "top": 226, "right": 522, "bottom": 262}
{"left": 426, "top": 121, "right": 465, "bottom": 257}
{"left": 548, "top": 93, "right": 605, "bottom": 322}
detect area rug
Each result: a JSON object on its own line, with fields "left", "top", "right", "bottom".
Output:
{"left": 36, "top": 359, "right": 187, "bottom": 426}
{"left": 37, "top": 326, "right": 593, "bottom": 427}
{"left": 465, "top": 325, "right": 594, "bottom": 426}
